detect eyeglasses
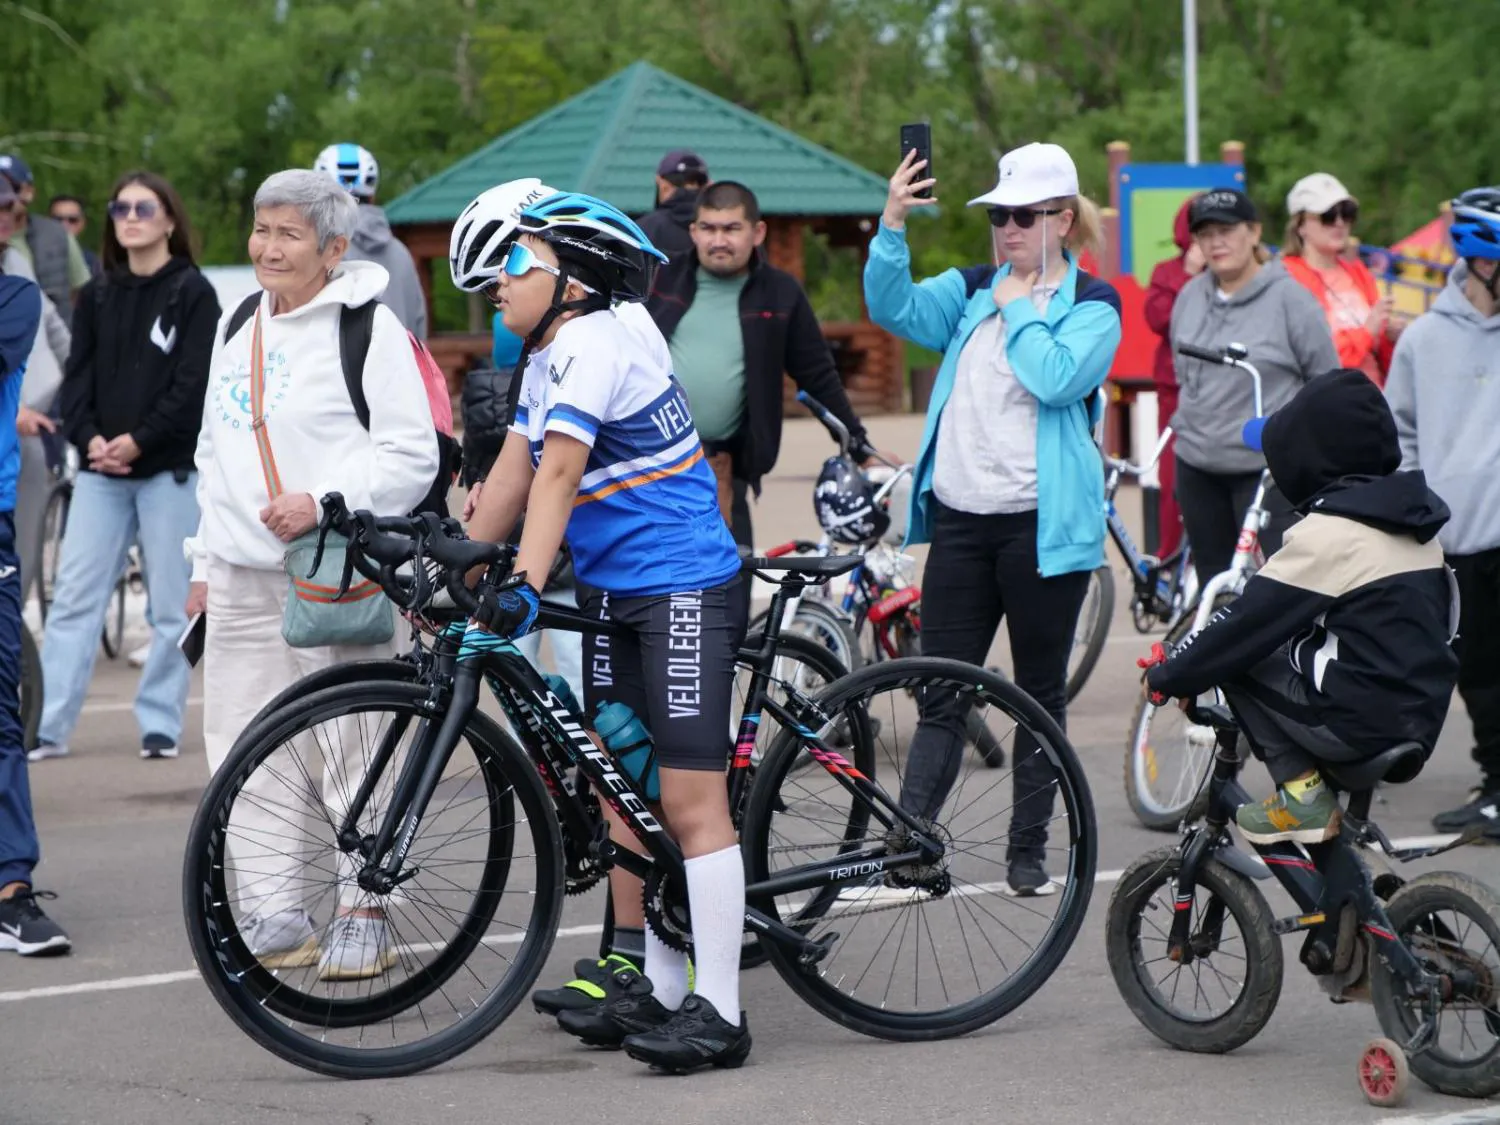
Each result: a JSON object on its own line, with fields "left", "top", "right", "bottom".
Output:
{"left": 483, "top": 242, "right": 598, "bottom": 300}
{"left": 987, "top": 206, "right": 1065, "bottom": 230}
{"left": 107, "top": 199, "right": 160, "bottom": 221}
{"left": 1318, "top": 201, "right": 1358, "bottom": 226}
{"left": 52, "top": 212, "right": 84, "bottom": 227}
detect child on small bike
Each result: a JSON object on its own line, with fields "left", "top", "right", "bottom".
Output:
{"left": 1142, "top": 368, "right": 1458, "bottom": 843}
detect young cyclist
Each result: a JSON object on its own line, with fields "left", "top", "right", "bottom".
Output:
{"left": 1141, "top": 368, "right": 1458, "bottom": 842}
{"left": 462, "top": 191, "right": 750, "bottom": 1071}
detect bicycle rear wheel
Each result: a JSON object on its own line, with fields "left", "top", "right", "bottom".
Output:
{"left": 749, "top": 597, "right": 863, "bottom": 674}
{"left": 36, "top": 483, "right": 68, "bottom": 624}
{"left": 183, "top": 681, "right": 563, "bottom": 1078}
{"left": 742, "top": 657, "right": 1096, "bottom": 1040}
{"left": 19, "top": 624, "right": 41, "bottom": 751}
{"left": 1065, "top": 565, "right": 1114, "bottom": 701}
{"left": 100, "top": 577, "right": 126, "bottom": 659}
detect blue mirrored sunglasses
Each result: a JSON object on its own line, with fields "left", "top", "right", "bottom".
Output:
{"left": 496, "top": 242, "right": 597, "bottom": 292}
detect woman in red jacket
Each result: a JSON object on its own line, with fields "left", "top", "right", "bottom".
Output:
{"left": 1143, "top": 196, "right": 1202, "bottom": 557}
{"left": 1280, "top": 173, "right": 1399, "bottom": 386}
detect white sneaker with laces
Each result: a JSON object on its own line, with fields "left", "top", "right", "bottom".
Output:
{"left": 26, "top": 742, "right": 68, "bottom": 763}
{"left": 318, "top": 913, "right": 397, "bottom": 981}
{"left": 244, "top": 908, "right": 319, "bottom": 969}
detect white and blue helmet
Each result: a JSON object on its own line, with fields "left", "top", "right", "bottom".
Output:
{"left": 449, "top": 178, "right": 556, "bottom": 293}
{"left": 314, "top": 143, "right": 379, "bottom": 201}
{"left": 514, "top": 192, "right": 668, "bottom": 303}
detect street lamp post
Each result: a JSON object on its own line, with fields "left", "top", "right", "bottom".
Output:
{"left": 1184, "top": 0, "right": 1199, "bottom": 165}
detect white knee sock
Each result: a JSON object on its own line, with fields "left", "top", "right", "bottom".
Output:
{"left": 684, "top": 844, "right": 745, "bottom": 1026}
{"left": 645, "top": 922, "right": 690, "bottom": 1010}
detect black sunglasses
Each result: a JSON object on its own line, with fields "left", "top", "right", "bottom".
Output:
{"left": 987, "top": 206, "right": 1064, "bottom": 230}
{"left": 1318, "top": 201, "right": 1359, "bottom": 226}
{"left": 107, "top": 199, "right": 160, "bottom": 221}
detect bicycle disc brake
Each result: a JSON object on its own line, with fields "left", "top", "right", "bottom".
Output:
{"left": 643, "top": 867, "right": 694, "bottom": 954}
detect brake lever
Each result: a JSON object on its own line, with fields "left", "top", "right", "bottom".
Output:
{"left": 309, "top": 499, "right": 339, "bottom": 578}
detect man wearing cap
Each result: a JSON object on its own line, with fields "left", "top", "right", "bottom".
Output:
{"left": 638, "top": 150, "right": 709, "bottom": 259}
{"left": 0, "top": 156, "right": 90, "bottom": 329}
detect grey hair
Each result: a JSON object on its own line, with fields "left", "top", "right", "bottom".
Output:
{"left": 253, "top": 169, "right": 358, "bottom": 251}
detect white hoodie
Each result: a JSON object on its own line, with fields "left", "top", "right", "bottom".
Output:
{"left": 187, "top": 260, "right": 438, "bottom": 580}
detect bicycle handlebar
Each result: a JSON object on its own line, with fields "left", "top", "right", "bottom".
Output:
{"left": 1175, "top": 341, "right": 1265, "bottom": 421}
{"left": 1106, "top": 426, "right": 1175, "bottom": 479}
{"left": 795, "top": 390, "right": 900, "bottom": 470}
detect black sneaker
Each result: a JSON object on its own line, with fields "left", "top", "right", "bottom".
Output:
{"left": 141, "top": 733, "right": 179, "bottom": 760}
{"left": 1004, "top": 853, "right": 1056, "bottom": 898}
{"left": 1432, "top": 787, "right": 1500, "bottom": 836}
{"left": 532, "top": 953, "right": 640, "bottom": 1015}
{"left": 622, "top": 994, "right": 751, "bottom": 1073}
{"left": 556, "top": 969, "right": 674, "bottom": 1047}
{"left": 0, "top": 888, "right": 71, "bottom": 956}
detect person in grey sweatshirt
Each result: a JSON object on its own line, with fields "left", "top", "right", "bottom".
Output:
{"left": 1169, "top": 188, "right": 1339, "bottom": 585}
{"left": 1385, "top": 186, "right": 1500, "bottom": 836}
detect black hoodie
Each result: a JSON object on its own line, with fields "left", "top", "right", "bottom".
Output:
{"left": 1148, "top": 369, "right": 1459, "bottom": 755}
{"left": 59, "top": 256, "right": 221, "bottom": 479}
{"left": 637, "top": 189, "right": 700, "bottom": 260}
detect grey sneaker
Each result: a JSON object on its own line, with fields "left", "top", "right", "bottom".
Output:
{"left": 318, "top": 914, "right": 397, "bottom": 981}
{"left": 244, "top": 908, "right": 319, "bottom": 969}
{"left": 26, "top": 742, "right": 68, "bottom": 763}
{"left": 141, "top": 733, "right": 179, "bottom": 760}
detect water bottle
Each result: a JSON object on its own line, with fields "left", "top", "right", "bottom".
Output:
{"left": 593, "top": 701, "right": 659, "bottom": 802}
{"left": 542, "top": 673, "right": 581, "bottom": 715}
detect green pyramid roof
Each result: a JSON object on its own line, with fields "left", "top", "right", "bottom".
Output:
{"left": 384, "top": 61, "right": 889, "bottom": 224}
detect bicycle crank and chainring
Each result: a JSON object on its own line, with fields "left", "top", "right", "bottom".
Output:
{"left": 563, "top": 786, "right": 605, "bottom": 896}
{"left": 643, "top": 868, "right": 694, "bottom": 954}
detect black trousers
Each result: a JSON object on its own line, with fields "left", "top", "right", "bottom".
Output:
{"left": 901, "top": 503, "right": 1089, "bottom": 858}
{"left": 1449, "top": 547, "right": 1500, "bottom": 788}
{"left": 1175, "top": 459, "right": 1295, "bottom": 589}
{"left": 1223, "top": 648, "right": 1370, "bottom": 786}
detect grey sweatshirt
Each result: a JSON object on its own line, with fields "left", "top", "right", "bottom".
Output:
{"left": 346, "top": 203, "right": 428, "bottom": 339}
{"left": 1169, "top": 259, "right": 1339, "bottom": 473}
{"left": 1385, "top": 261, "right": 1500, "bottom": 556}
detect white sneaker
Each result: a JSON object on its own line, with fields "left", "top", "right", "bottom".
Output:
{"left": 127, "top": 643, "right": 150, "bottom": 669}
{"left": 318, "top": 913, "right": 397, "bottom": 981}
{"left": 244, "top": 908, "right": 319, "bottom": 969}
{"left": 26, "top": 743, "right": 68, "bottom": 763}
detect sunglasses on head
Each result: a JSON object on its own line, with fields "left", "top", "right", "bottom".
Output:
{"left": 1317, "top": 201, "right": 1358, "bottom": 226}
{"left": 107, "top": 199, "right": 160, "bottom": 221}
{"left": 987, "top": 206, "right": 1064, "bottom": 230}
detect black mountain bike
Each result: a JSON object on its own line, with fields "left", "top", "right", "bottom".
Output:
{"left": 183, "top": 495, "right": 1098, "bottom": 1078}
{"left": 1106, "top": 695, "right": 1500, "bottom": 1107}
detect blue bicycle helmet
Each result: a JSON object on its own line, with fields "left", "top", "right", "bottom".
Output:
{"left": 1450, "top": 187, "right": 1500, "bottom": 299}
{"left": 516, "top": 192, "right": 668, "bottom": 304}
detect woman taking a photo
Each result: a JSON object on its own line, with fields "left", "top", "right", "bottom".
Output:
{"left": 30, "top": 171, "right": 219, "bottom": 764}
{"left": 1170, "top": 189, "right": 1339, "bottom": 586}
{"left": 1280, "top": 172, "right": 1400, "bottom": 386}
{"left": 865, "top": 142, "right": 1121, "bottom": 896}
{"left": 187, "top": 169, "right": 438, "bottom": 982}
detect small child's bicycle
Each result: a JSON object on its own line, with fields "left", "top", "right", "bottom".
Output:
{"left": 1105, "top": 696, "right": 1500, "bottom": 1107}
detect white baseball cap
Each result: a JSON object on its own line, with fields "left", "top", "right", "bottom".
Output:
{"left": 968, "top": 143, "right": 1080, "bottom": 208}
{"left": 1286, "top": 173, "right": 1355, "bottom": 216}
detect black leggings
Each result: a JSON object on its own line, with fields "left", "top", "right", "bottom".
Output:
{"left": 1175, "top": 459, "right": 1295, "bottom": 588}
{"left": 1450, "top": 547, "right": 1500, "bottom": 788}
{"left": 900, "top": 503, "right": 1089, "bottom": 857}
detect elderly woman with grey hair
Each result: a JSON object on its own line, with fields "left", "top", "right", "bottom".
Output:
{"left": 185, "top": 168, "right": 438, "bottom": 981}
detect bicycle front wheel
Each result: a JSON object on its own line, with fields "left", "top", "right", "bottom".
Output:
{"left": 183, "top": 681, "right": 564, "bottom": 1079}
{"left": 100, "top": 577, "right": 126, "bottom": 659}
{"left": 19, "top": 624, "right": 41, "bottom": 750}
{"left": 742, "top": 657, "right": 1097, "bottom": 1040}
{"left": 1065, "top": 565, "right": 1114, "bottom": 701}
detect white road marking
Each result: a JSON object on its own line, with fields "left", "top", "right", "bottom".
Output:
{"left": 1374, "top": 1112, "right": 1500, "bottom": 1125}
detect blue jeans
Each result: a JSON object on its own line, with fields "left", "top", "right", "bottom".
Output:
{"left": 0, "top": 511, "right": 37, "bottom": 886}
{"left": 39, "top": 470, "right": 199, "bottom": 748}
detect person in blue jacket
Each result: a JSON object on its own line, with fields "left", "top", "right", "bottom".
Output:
{"left": 0, "top": 273, "right": 70, "bottom": 954}
{"left": 865, "top": 142, "right": 1122, "bottom": 896}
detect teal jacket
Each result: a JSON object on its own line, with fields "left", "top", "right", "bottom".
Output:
{"left": 864, "top": 223, "right": 1122, "bottom": 577}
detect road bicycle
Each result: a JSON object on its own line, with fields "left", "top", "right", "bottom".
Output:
{"left": 1106, "top": 693, "right": 1500, "bottom": 1107}
{"left": 1124, "top": 343, "right": 1268, "bottom": 831}
{"left": 183, "top": 494, "right": 1098, "bottom": 1078}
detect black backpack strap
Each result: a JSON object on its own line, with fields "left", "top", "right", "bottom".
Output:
{"left": 222, "top": 292, "right": 259, "bottom": 345}
{"left": 338, "top": 301, "right": 377, "bottom": 431}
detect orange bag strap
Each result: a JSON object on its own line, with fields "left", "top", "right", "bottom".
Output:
{"left": 249, "top": 305, "right": 284, "bottom": 501}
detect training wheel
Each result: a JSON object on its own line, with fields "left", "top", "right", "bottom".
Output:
{"left": 1358, "top": 1037, "right": 1409, "bottom": 1107}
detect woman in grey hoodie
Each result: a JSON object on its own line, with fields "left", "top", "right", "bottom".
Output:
{"left": 1169, "top": 189, "right": 1339, "bottom": 585}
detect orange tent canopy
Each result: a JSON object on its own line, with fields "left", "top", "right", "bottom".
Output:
{"left": 1390, "top": 216, "right": 1454, "bottom": 266}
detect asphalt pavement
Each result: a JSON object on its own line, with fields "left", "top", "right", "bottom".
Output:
{"left": 4, "top": 416, "right": 1498, "bottom": 1125}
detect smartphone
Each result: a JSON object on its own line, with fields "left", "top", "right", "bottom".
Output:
{"left": 900, "top": 122, "right": 934, "bottom": 199}
{"left": 178, "top": 612, "right": 206, "bottom": 668}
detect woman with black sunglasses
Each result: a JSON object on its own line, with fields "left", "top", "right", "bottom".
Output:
{"left": 865, "top": 141, "right": 1121, "bottom": 896}
{"left": 1280, "top": 173, "right": 1402, "bottom": 387}
{"left": 30, "top": 171, "right": 220, "bottom": 765}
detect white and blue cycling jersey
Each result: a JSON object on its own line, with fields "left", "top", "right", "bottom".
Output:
{"left": 510, "top": 304, "right": 741, "bottom": 598}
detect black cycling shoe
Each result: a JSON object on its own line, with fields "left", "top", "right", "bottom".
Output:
{"left": 1431, "top": 786, "right": 1500, "bottom": 836}
{"left": 622, "top": 994, "right": 751, "bottom": 1073}
{"left": 556, "top": 969, "right": 674, "bottom": 1047}
{"left": 532, "top": 953, "right": 640, "bottom": 1015}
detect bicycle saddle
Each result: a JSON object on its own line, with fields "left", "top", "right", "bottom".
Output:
{"left": 743, "top": 554, "right": 863, "bottom": 577}
{"left": 1322, "top": 742, "right": 1426, "bottom": 791}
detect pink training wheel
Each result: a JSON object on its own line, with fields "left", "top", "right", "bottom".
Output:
{"left": 1359, "top": 1037, "right": 1409, "bottom": 1107}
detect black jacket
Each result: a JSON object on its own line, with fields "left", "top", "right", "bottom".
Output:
{"left": 60, "top": 257, "right": 221, "bottom": 479}
{"left": 637, "top": 190, "right": 699, "bottom": 261}
{"left": 646, "top": 250, "right": 870, "bottom": 491}
{"left": 1148, "top": 369, "right": 1459, "bottom": 755}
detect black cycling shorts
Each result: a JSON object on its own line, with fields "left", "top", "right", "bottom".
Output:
{"left": 581, "top": 580, "right": 739, "bottom": 771}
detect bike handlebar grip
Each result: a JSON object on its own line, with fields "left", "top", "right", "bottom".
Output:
{"left": 765, "top": 541, "right": 797, "bottom": 558}
{"left": 1176, "top": 343, "right": 1226, "bottom": 364}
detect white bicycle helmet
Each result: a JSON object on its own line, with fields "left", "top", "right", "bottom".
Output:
{"left": 314, "top": 143, "right": 379, "bottom": 200}
{"left": 449, "top": 178, "right": 557, "bottom": 293}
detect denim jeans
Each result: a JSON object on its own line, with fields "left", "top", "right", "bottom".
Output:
{"left": 0, "top": 511, "right": 38, "bottom": 886}
{"left": 39, "top": 469, "right": 199, "bottom": 748}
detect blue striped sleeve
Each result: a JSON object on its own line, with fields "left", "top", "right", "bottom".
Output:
{"left": 545, "top": 401, "right": 601, "bottom": 445}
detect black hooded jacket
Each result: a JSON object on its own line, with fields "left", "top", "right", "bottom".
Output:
{"left": 637, "top": 189, "right": 699, "bottom": 261}
{"left": 1148, "top": 369, "right": 1459, "bottom": 754}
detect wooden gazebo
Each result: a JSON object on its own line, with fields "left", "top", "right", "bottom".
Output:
{"left": 384, "top": 61, "right": 903, "bottom": 414}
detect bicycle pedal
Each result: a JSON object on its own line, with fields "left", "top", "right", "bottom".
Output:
{"left": 798, "top": 932, "right": 838, "bottom": 968}
{"left": 1272, "top": 911, "right": 1326, "bottom": 936}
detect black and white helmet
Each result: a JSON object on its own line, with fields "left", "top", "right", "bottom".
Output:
{"left": 449, "top": 178, "right": 557, "bottom": 292}
{"left": 814, "top": 456, "right": 889, "bottom": 546}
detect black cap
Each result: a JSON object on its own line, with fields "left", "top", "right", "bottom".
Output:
{"left": 1189, "top": 188, "right": 1257, "bottom": 231}
{"left": 657, "top": 150, "right": 708, "bottom": 178}
{"left": 0, "top": 154, "right": 33, "bottom": 188}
